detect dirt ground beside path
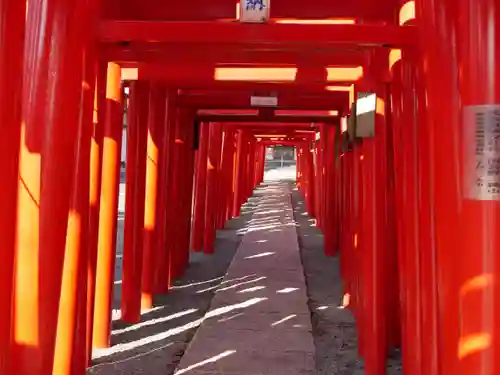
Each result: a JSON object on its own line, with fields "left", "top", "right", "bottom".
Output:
{"left": 87, "top": 198, "right": 258, "bottom": 375}
{"left": 291, "top": 187, "right": 402, "bottom": 375}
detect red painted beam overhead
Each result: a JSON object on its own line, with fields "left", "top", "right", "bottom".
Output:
{"left": 221, "top": 122, "right": 316, "bottom": 129}
{"left": 224, "top": 126, "right": 316, "bottom": 133}
{"left": 179, "top": 85, "right": 353, "bottom": 96}
{"left": 105, "top": 43, "right": 366, "bottom": 66}
{"left": 99, "top": 21, "right": 415, "bottom": 47}
{"left": 177, "top": 92, "right": 348, "bottom": 110}
{"left": 124, "top": 64, "right": 360, "bottom": 91}
{"left": 260, "top": 140, "right": 311, "bottom": 146}
{"left": 197, "top": 114, "right": 339, "bottom": 123}
{"left": 173, "top": 81, "right": 351, "bottom": 94}
{"left": 101, "top": 0, "right": 398, "bottom": 22}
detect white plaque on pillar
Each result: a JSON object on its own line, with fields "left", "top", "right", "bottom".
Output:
{"left": 240, "top": 0, "right": 270, "bottom": 23}
{"left": 250, "top": 96, "right": 277, "bottom": 107}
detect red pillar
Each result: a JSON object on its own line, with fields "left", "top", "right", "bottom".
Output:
{"left": 192, "top": 122, "right": 210, "bottom": 252}
{"left": 352, "top": 142, "right": 364, "bottom": 353}
{"left": 323, "top": 125, "right": 338, "bottom": 256}
{"left": 357, "top": 50, "right": 392, "bottom": 375}
{"left": 232, "top": 130, "right": 245, "bottom": 217}
{"left": 248, "top": 140, "right": 256, "bottom": 194}
{"left": 259, "top": 145, "right": 266, "bottom": 184}
{"left": 92, "top": 63, "right": 123, "bottom": 349}
{"left": 453, "top": 1, "right": 499, "bottom": 373}
{"left": 314, "top": 140, "right": 323, "bottom": 227}
{"left": 141, "top": 84, "right": 166, "bottom": 311}
{"left": 153, "top": 94, "right": 177, "bottom": 294}
{"left": 413, "top": 49, "right": 440, "bottom": 375}
{"left": 218, "top": 128, "right": 235, "bottom": 229}
{"left": 163, "top": 109, "right": 195, "bottom": 282}
{"left": 296, "top": 147, "right": 302, "bottom": 188}
{"left": 122, "top": 80, "right": 149, "bottom": 323}
{"left": 86, "top": 61, "right": 107, "bottom": 363}
{"left": 416, "top": 1, "right": 460, "bottom": 373}
{"left": 225, "top": 131, "right": 237, "bottom": 222}
{"left": 390, "top": 49, "right": 422, "bottom": 375}
{"left": 204, "top": 123, "right": 224, "bottom": 254}
{"left": 305, "top": 147, "right": 315, "bottom": 216}
{"left": 247, "top": 139, "right": 256, "bottom": 197}
{"left": 177, "top": 113, "right": 196, "bottom": 272}
{"left": 53, "top": 52, "right": 94, "bottom": 375}
{"left": 0, "top": 1, "right": 24, "bottom": 372}
{"left": 163, "top": 110, "right": 183, "bottom": 283}
{"left": 12, "top": 0, "right": 91, "bottom": 371}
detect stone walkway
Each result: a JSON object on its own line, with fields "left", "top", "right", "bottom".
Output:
{"left": 174, "top": 182, "right": 315, "bottom": 375}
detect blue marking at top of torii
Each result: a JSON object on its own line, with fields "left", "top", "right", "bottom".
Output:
{"left": 245, "top": 0, "right": 266, "bottom": 11}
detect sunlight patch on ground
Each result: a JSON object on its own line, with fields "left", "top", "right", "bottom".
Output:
{"left": 175, "top": 350, "right": 237, "bottom": 375}
{"left": 271, "top": 314, "right": 297, "bottom": 327}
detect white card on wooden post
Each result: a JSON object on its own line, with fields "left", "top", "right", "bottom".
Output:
{"left": 240, "top": 0, "right": 270, "bottom": 23}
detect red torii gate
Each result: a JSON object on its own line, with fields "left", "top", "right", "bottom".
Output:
{"left": 1, "top": 1, "right": 499, "bottom": 375}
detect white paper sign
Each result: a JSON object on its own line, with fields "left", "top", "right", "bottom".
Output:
{"left": 463, "top": 105, "right": 500, "bottom": 200}
{"left": 240, "top": 0, "right": 270, "bottom": 23}
{"left": 250, "top": 96, "right": 277, "bottom": 107}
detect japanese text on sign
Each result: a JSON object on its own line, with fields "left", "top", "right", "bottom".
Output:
{"left": 240, "top": 0, "right": 269, "bottom": 23}
{"left": 464, "top": 105, "right": 500, "bottom": 200}
{"left": 245, "top": 0, "right": 266, "bottom": 10}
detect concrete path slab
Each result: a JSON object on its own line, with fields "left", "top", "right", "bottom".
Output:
{"left": 174, "top": 182, "right": 315, "bottom": 375}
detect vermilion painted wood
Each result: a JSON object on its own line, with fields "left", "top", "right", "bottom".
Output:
{"left": 242, "top": 137, "right": 251, "bottom": 204}
{"left": 132, "top": 64, "right": 358, "bottom": 90}
{"left": 164, "top": 110, "right": 184, "bottom": 281}
{"left": 179, "top": 83, "right": 352, "bottom": 96}
{"left": 224, "top": 130, "right": 237, "bottom": 222}
{"left": 105, "top": 44, "right": 365, "bottom": 67}
{"left": 175, "top": 110, "right": 196, "bottom": 274}
{"left": 0, "top": 0, "right": 24, "bottom": 372}
{"left": 69, "top": 28, "right": 101, "bottom": 375}
{"left": 247, "top": 140, "right": 256, "bottom": 197}
{"left": 177, "top": 92, "right": 348, "bottom": 111}
{"left": 153, "top": 94, "right": 178, "bottom": 293}
{"left": 305, "top": 147, "right": 316, "bottom": 216}
{"left": 323, "top": 125, "right": 338, "bottom": 256}
{"left": 254, "top": 143, "right": 265, "bottom": 188}
{"left": 315, "top": 135, "right": 325, "bottom": 230}
{"left": 121, "top": 81, "right": 149, "bottom": 323}
{"left": 416, "top": 1, "right": 460, "bottom": 373}
{"left": 217, "top": 129, "right": 235, "bottom": 228}
{"left": 258, "top": 143, "right": 266, "bottom": 184}
{"left": 232, "top": 130, "right": 246, "bottom": 217}
{"left": 191, "top": 122, "right": 210, "bottom": 251}
{"left": 54, "top": 51, "right": 94, "bottom": 375}
{"left": 86, "top": 60, "right": 108, "bottom": 364}
{"left": 357, "top": 50, "right": 392, "bottom": 375}
{"left": 390, "top": 52, "right": 421, "bottom": 375}
{"left": 93, "top": 63, "right": 123, "bottom": 349}
{"left": 452, "top": 0, "right": 500, "bottom": 373}
{"left": 352, "top": 145, "right": 363, "bottom": 355}
{"left": 99, "top": 21, "right": 416, "bottom": 47}
{"left": 12, "top": 0, "right": 90, "bottom": 371}
{"left": 73, "top": 0, "right": 101, "bottom": 364}
{"left": 197, "top": 114, "right": 339, "bottom": 124}
{"left": 163, "top": 108, "right": 195, "bottom": 280}
{"left": 141, "top": 84, "right": 166, "bottom": 311}
{"left": 204, "top": 123, "right": 224, "bottom": 254}
{"left": 101, "top": 0, "right": 397, "bottom": 23}
{"left": 413, "top": 22, "right": 439, "bottom": 375}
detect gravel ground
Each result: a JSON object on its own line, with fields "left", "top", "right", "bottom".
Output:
{"left": 87, "top": 198, "right": 258, "bottom": 375}
{"left": 291, "top": 186, "right": 403, "bottom": 375}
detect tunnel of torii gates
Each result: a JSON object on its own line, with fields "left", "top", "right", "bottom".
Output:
{"left": 0, "top": 0, "right": 499, "bottom": 374}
